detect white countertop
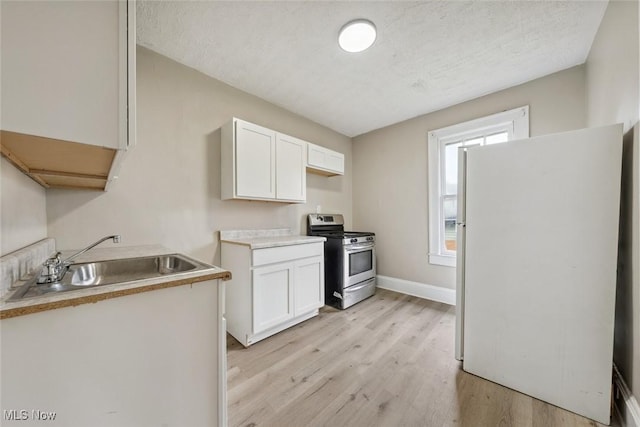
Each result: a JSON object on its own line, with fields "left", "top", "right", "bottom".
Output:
{"left": 0, "top": 245, "right": 230, "bottom": 319}
{"left": 221, "top": 234, "right": 326, "bottom": 249}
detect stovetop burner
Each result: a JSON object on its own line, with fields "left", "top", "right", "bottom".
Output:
{"left": 307, "top": 214, "right": 375, "bottom": 244}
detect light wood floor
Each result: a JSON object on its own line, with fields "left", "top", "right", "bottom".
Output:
{"left": 227, "top": 289, "right": 608, "bottom": 427}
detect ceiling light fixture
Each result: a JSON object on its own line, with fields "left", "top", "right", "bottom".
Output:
{"left": 338, "top": 19, "right": 377, "bottom": 53}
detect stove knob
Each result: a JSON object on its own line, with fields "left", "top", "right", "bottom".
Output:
{"left": 367, "top": 237, "right": 373, "bottom": 241}
{"left": 350, "top": 238, "right": 358, "bottom": 244}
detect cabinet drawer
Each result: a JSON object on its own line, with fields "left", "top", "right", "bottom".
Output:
{"left": 253, "top": 243, "right": 323, "bottom": 267}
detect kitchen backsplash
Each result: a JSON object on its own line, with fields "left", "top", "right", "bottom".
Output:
{"left": 0, "top": 238, "right": 55, "bottom": 297}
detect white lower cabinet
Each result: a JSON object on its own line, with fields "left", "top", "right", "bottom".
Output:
{"left": 222, "top": 241, "right": 324, "bottom": 347}
{"left": 294, "top": 258, "right": 323, "bottom": 316}
{"left": 253, "top": 263, "right": 294, "bottom": 333}
{"left": 1, "top": 280, "right": 227, "bottom": 427}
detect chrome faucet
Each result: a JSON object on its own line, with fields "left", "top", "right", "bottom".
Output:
{"left": 37, "top": 235, "right": 121, "bottom": 284}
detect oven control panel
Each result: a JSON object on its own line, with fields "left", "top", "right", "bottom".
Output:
{"left": 308, "top": 213, "right": 344, "bottom": 226}
{"left": 343, "top": 235, "right": 375, "bottom": 245}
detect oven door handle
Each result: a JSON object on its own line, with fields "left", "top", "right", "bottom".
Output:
{"left": 346, "top": 278, "right": 376, "bottom": 292}
{"left": 344, "top": 244, "right": 374, "bottom": 252}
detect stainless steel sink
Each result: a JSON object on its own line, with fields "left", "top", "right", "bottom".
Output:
{"left": 7, "top": 254, "right": 210, "bottom": 301}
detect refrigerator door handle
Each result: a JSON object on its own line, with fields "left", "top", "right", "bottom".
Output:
{"left": 455, "top": 147, "right": 468, "bottom": 361}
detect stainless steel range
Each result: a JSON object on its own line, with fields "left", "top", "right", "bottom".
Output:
{"left": 307, "top": 214, "right": 376, "bottom": 309}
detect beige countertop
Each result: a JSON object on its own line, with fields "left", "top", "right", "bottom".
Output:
{"left": 0, "top": 245, "right": 231, "bottom": 320}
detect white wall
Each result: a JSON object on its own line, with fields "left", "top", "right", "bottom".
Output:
{"left": 585, "top": 0, "right": 640, "bottom": 409}
{"left": 45, "top": 47, "right": 352, "bottom": 266}
{"left": 352, "top": 65, "right": 586, "bottom": 289}
{"left": 0, "top": 157, "right": 47, "bottom": 255}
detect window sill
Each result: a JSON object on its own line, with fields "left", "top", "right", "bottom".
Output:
{"left": 428, "top": 254, "right": 456, "bottom": 267}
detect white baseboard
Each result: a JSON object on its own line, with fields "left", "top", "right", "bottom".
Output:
{"left": 614, "top": 364, "right": 640, "bottom": 427}
{"left": 376, "top": 275, "right": 456, "bottom": 305}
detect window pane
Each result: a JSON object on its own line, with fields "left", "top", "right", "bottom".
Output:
{"left": 464, "top": 136, "right": 484, "bottom": 146}
{"left": 486, "top": 131, "right": 509, "bottom": 145}
{"left": 444, "top": 142, "right": 461, "bottom": 195}
{"left": 443, "top": 198, "right": 457, "bottom": 251}
{"left": 429, "top": 106, "right": 527, "bottom": 264}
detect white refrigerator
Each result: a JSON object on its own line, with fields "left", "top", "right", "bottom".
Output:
{"left": 455, "top": 124, "right": 623, "bottom": 425}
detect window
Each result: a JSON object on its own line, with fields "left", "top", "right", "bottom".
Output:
{"left": 427, "top": 106, "right": 529, "bottom": 267}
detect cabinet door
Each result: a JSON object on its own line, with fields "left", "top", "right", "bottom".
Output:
{"left": 307, "top": 143, "right": 327, "bottom": 169}
{"left": 252, "top": 263, "right": 294, "bottom": 334}
{"left": 294, "top": 256, "right": 324, "bottom": 316}
{"left": 325, "top": 151, "right": 345, "bottom": 174}
{"left": 276, "top": 133, "right": 306, "bottom": 202}
{"left": 2, "top": 1, "right": 129, "bottom": 150}
{"left": 306, "top": 142, "right": 344, "bottom": 176}
{"left": 235, "top": 120, "right": 276, "bottom": 199}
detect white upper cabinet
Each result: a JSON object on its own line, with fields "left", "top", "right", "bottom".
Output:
{"left": 0, "top": 0, "right": 135, "bottom": 191}
{"left": 221, "top": 118, "right": 307, "bottom": 203}
{"left": 276, "top": 133, "right": 306, "bottom": 202}
{"left": 307, "top": 142, "right": 345, "bottom": 176}
{"left": 1, "top": 0, "right": 135, "bottom": 151}
{"left": 235, "top": 120, "right": 276, "bottom": 199}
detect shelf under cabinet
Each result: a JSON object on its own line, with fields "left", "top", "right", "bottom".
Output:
{"left": 1, "top": 130, "right": 117, "bottom": 191}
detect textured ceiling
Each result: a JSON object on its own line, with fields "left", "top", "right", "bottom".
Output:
{"left": 137, "top": 1, "right": 608, "bottom": 137}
